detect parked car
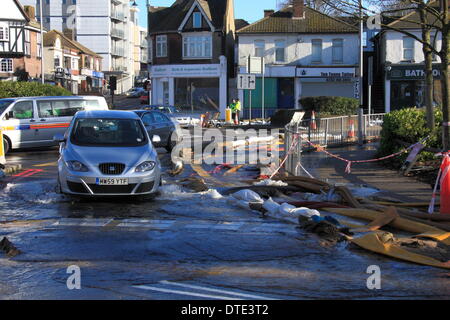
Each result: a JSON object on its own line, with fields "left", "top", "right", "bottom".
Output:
{"left": 133, "top": 110, "right": 179, "bottom": 152}
{"left": 55, "top": 110, "right": 161, "bottom": 198}
{"left": 126, "top": 87, "right": 145, "bottom": 98}
{"left": 140, "top": 93, "right": 150, "bottom": 104}
{"left": 0, "top": 96, "right": 109, "bottom": 154}
{"left": 140, "top": 105, "right": 200, "bottom": 127}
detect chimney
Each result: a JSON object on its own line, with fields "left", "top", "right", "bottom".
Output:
{"left": 264, "top": 10, "right": 274, "bottom": 18}
{"left": 292, "top": 0, "right": 304, "bottom": 19}
{"left": 24, "top": 5, "right": 36, "bottom": 20}
{"left": 63, "top": 28, "right": 75, "bottom": 41}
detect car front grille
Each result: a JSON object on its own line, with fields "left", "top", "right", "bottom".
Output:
{"left": 87, "top": 184, "right": 137, "bottom": 194}
{"left": 99, "top": 163, "right": 125, "bottom": 175}
{"left": 67, "top": 181, "right": 154, "bottom": 195}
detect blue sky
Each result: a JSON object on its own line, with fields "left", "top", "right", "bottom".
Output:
{"left": 136, "top": 0, "right": 278, "bottom": 28}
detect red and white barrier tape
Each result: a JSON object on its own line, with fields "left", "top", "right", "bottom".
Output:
{"left": 304, "top": 137, "right": 429, "bottom": 174}
{"left": 269, "top": 134, "right": 300, "bottom": 179}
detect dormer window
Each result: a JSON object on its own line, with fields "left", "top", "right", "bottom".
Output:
{"left": 193, "top": 12, "right": 202, "bottom": 28}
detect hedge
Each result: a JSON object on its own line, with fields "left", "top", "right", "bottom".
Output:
{"left": 299, "top": 96, "right": 359, "bottom": 117}
{"left": 377, "top": 107, "right": 443, "bottom": 167}
{"left": 0, "top": 81, "right": 72, "bottom": 98}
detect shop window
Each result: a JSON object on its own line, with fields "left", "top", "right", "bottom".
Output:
{"left": 403, "top": 37, "right": 414, "bottom": 61}
{"left": 156, "top": 35, "right": 167, "bottom": 58}
{"left": 275, "top": 40, "right": 286, "bottom": 63}
{"left": 332, "top": 39, "right": 343, "bottom": 63}
{"left": 193, "top": 12, "right": 202, "bottom": 28}
{"left": 183, "top": 35, "right": 212, "bottom": 58}
{"left": 175, "top": 78, "right": 219, "bottom": 111}
{"left": 0, "top": 58, "right": 13, "bottom": 72}
{"left": 254, "top": 40, "right": 265, "bottom": 57}
{"left": 311, "top": 39, "right": 322, "bottom": 63}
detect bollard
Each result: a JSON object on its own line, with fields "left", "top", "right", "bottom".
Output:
{"left": 357, "top": 108, "right": 364, "bottom": 146}
{"left": 0, "top": 128, "right": 5, "bottom": 165}
{"left": 440, "top": 153, "right": 450, "bottom": 215}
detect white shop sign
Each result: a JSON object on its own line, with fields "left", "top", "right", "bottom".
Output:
{"left": 150, "top": 64, "right": 222, "bottom": 78}
{"left": 297, "top": 67, "right": 356, "bottom": 78}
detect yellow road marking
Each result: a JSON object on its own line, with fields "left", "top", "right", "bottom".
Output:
{"left": 34, "top": 161, "right": 58, "bottom": 167}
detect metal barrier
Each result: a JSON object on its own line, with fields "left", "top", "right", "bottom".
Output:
{"left": 284, "top": 113, "right": 385, "bottom": 175}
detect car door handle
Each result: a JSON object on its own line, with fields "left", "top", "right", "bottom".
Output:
{"left": 30, "top": 119, "right": 36, "bottom": 122}
{"left": 40, "top": 119, "right": 46, "bottom": 122}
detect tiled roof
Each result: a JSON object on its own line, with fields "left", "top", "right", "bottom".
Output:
{"left": 387, "top": 6, "right": 442, "bottom": 29}
{"left": 148, "top": 0, "right": 229, "bottom": 33}
{"left": 44, "top": 30, "right": 102, "bottom": 58}
{"left": 237, "top": 6, "right": 358, "bottom": 34}
{"left": 235, "top": 19, "right": 249, "bottom": 31}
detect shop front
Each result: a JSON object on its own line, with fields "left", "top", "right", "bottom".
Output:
{"left": 238, "top": 66, "right": 296, "bottom": 119}
{"left": 81, "top": 69, "right": 105, "bottom": 94}
{"left": 385, "top": 64, "right": 442, "bottom": 112}
{"left": 149, "top": 57, "right": 227, "bottom": 116}
{"left": 296, "top": 67, "right": 358, "bottom": 101}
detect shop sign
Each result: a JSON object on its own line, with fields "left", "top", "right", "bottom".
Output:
{"left": 150, "top": 64, "right": 221, "bottom": 78}
{"left": 81, "top": 69, "right": 93, "bottom": 77}
{"left": 387, "top": 64, "right": 442, "bottom": 80}
{"left": 93, "top": 71, "right": 104, "bottom": 78}
{"left": 297, "top": 67, "right": 356, "bottom": 78}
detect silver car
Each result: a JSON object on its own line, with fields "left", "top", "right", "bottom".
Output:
{"left": 55, "top": 110, "right": 161, "bottom": 198}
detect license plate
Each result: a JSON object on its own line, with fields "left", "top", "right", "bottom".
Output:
{"left": 96, "top": 178, "right": 129, "bottom": 185}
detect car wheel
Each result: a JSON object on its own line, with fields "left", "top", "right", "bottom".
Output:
{"left": 2, "top": 137, "right": 10, "bottom": 154}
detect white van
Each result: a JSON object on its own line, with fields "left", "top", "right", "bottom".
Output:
{"left": 0, "top": 96, "right": 109, "bottom": 153}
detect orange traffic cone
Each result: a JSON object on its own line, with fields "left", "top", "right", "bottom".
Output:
{"left": 199, "top": 114, "right": 205, "bottom": 127}
{"left": 310, "top": 111, "right": 317, "bottom": 130}
{"left": 440, "top": 153, "right": 450, "bottom": 214}
{"left": 348, "top": 119, "right": 355, "bottom": 139}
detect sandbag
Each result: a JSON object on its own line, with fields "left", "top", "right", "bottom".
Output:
{"left": 351, "top": 232, "right": 450, "bottom": 270}
{"left": 231, "top": 189, "right": 264, "bottom": 203}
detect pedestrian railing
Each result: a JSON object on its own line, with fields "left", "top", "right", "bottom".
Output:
{"left": 284, "top": 113, "right": 385, "bottom": 175}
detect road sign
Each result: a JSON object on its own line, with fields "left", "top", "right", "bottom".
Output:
{"left": 237, "top": 74, "right": 256, "bottom": 90}
{"left": 247, "top": 57, "right": 264, "bottom": 74}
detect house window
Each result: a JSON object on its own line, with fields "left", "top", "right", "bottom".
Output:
{"left": 37, "top": 33, "right": 42, "bottom": 58}
{"left": 0, "top": 59, "right": 13, "bottom": 72}
{"left": 311, "top": 39, "right": 322, "bottom": 63}
{"left": 275, "top": 40, "right": 285, "bottom": 63}
{"left": 183, "top": 35, "right": 212, "bottom": 58}
{"left": 72, "top": 58, "right": 78, "bottom": 70}
{"left": 24, "top": 30, "right": 31, "bottom": 56}
{"left": 0, "top": 24, "right": 9, "bottom": 41}
{"left": 54, "top": 57, "right": 60, "bottom": 68}
{"left": 254, "top": 40, "right": 265, "bottom": 57}
{"left": 156, "top": 35, "right": 167, "bottom": 57}
{"left": 432, "top": 35, "right": 438, "bottom": 61}
{"left": 403, "top": 37, "right": 414, "bottom": 61}
{"left": 332, "top": 39, "right": 344, "bottom": 63}
{"left": 193, "top": 12, "right": 202, "bottom": 28}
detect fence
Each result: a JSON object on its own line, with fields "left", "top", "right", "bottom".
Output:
{"left": 284, "top": 113, "right": 385, "bottom": 176}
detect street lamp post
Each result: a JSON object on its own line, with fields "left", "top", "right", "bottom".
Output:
{"left": 39, "top": 0, "right": 44, "bottom": 84}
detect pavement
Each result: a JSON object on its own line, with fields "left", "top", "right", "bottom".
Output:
{"left": 0, "top": 138, "right": 449, "bottom": 299}
{"left": 301, "top": 143, "right": 434, "bottom": 203}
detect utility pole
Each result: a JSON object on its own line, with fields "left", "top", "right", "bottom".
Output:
{"left": 39, "top": 0, "right": 44, "bottom": 84}
{"left": 442, "top": 0, "right": 450, "bottom": 150}
{"left": 358, "top": 0, "right": 364, "bottom": 145}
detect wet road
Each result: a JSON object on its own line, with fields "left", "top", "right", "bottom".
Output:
{"left": 1, "top": 147, "right": 450, "bottom": 300}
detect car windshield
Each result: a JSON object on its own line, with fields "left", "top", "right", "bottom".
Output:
{"left": 71, "top": 118, "right": 147, "bottom": 147}
{"left": 0, "top": 100, "right": 13, "bottom": 115}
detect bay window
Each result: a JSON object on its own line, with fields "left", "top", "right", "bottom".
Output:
{"left": 156, "top": 35, "right": 167, "bottom": 57}
{"left": 183, "top": 35, "right": 212, "bottom": 58}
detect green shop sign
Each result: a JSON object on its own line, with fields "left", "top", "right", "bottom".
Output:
{"left": 387, "top": 64, "right": 442, "bottom": 80}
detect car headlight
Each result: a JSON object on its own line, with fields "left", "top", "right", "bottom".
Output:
{"left": 135, "top": 161, "right": 156, "bottom": 173}
{"left": 65, "top": 160, "right": 89, "bottom": 172}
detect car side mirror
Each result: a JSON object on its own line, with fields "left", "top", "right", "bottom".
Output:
{"left": 53, "top": 134, "right": 66, "bottom": 143}
{"left": 152, "top": 135, "right": 161, "bottom": 144}
{"left": 4, "top": 111, "right": 13, "bottom": 120}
